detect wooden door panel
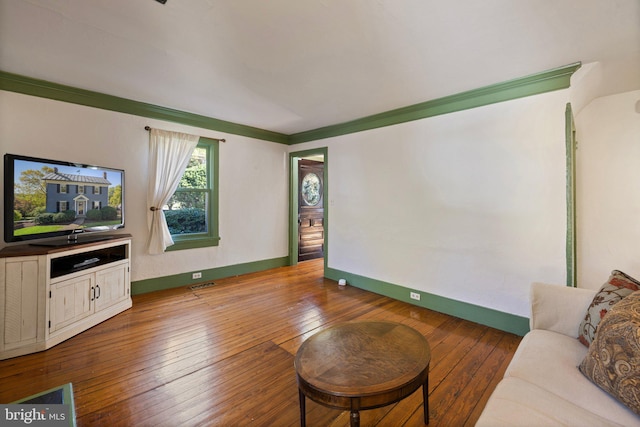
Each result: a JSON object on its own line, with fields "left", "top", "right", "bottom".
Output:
{"left": 298, "top": 160, "right": 324, "bottom": 261}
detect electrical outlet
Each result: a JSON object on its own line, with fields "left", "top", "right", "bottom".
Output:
{"left": 410, "top": 292, "right": 421, "bottom": 301}
{"left": 192, "top": 272, "right": 202, "bottom": 279}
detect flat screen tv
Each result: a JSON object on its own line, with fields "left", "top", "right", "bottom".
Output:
{"left": 4, "top": 153, "right": 125, "bottom": 245}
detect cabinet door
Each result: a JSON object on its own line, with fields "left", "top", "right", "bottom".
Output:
{"left": 3, "top": 258, "right": 40, "bottom": 348}
{"left": 94, "top": 263, "right": 129, "bottom": 313}
{"left": 50, "top": 275, "right": 94, "bottom": 333}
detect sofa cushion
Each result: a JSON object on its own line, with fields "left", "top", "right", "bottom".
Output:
{"left": 579, "top": 291, "right": 640, "bottom": 416}
{"left": 476, "top": 377, "right": 627, "bottom": 427}
{"left": 530, "top": 282, "right": 596, "bottom": 337}
{"left": 578, "top": 270, "right": 640, "bottom": 347}
{"left": 505, "top": 329, "right": 640, "bottom": 426}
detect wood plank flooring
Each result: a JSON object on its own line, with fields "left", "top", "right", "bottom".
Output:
{"left": 0, "top": 259, "right": 521, "bottom": 426}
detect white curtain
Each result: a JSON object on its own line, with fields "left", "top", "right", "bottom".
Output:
{"left": 147, "top": 128, "right": 199, "bottom": 254}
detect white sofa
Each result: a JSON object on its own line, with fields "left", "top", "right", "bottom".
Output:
{"left": 476, "top": 282, "right": 640, "bottom": 427}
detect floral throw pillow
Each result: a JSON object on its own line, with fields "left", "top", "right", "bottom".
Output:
{"left": 579, "top": 290, "right": 640, "bottom": 415}
{"left": 577, "top": 270, "right": 640, "bottom": 347}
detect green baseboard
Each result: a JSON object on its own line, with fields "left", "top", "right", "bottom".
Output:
{"left": 325, "top": 267, "right": 530, "bottom": 336}
{"left": 131, "top": 256, "right": 289, "bottom": 295}
{"left": 133, "top": 257, "right": 529, "bottom": 335}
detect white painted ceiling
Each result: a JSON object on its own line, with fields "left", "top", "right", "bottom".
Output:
{"left": 1, "top": 0, "right": 638, "bottom": 135}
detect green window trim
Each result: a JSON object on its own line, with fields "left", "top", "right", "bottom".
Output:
{"left": 166, "top": 137, "right": 220, "bottom": 251}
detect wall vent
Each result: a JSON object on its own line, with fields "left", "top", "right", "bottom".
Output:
{"left": 190, "top": 282, "right": 215, "bottom": 291}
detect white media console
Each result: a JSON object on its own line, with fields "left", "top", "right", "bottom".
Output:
{"left": 0, "top": 234, "right": 132, "bottom": 360}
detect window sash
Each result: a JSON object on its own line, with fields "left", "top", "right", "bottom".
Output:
{"left": 166, "top": 137, "right": 219, "bottom": 251}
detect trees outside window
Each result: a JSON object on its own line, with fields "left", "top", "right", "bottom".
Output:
{"left": 163, "top": 138, "right": 220, "bottom": 250}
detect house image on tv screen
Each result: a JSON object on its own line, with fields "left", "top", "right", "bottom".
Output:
{"left": 44, "top": 168, "right": 111, "bottom": 217}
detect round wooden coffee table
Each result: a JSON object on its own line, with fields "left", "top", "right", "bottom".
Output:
{"left": 294, "top": 320, "right": 431, "bottom": 427}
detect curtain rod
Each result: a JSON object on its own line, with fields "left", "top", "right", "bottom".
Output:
{"left": 144, "top": 126, "right": 226, "bottom": 142}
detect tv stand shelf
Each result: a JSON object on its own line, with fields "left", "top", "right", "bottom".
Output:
{"left": 0, "top": 234, "right": 132, "bottom": 360}
{"left": 50, "top": 244, "right": 127, "bottom": 278}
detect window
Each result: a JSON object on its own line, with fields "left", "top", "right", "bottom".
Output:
{"left": 163, "top": 137, "right": 219, "bottom": 250}
{"left": 60, "top": 184, "right": 67, "bottom": 194}
{"left": 78, "top": 185, "right": 84, "bottom": 194}
{"left": 58, "top": 201, "right": 68, "bottom": 212}
{"left": 93, "top": 186, "right": 101, "bottom": 195}
{"left": 93, "top": 201, "right": 101, "bottom": 210}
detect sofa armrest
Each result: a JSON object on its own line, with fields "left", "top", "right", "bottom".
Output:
{"left": 529, "top": 282, "right": 597, "bottom": 337}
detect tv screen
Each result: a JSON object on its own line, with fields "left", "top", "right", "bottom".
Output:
{"left": 4, "top": 154, "right": 124, "bottom": 244}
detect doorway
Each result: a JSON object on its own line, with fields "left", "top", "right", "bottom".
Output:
{"left": 289, "top": 148, "right": 327, "bottom": 267}
{"left": 298, "top": 159, "right": 324, "bottom": 261}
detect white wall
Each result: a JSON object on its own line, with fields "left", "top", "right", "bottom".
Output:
{"left": 5, "top": 85, "right": 636, "bottom": 318}
{"left": 295, "top": 90, "right": 570, "bottom": 317}
{"left": 575, "top": 90, "right": 640, "bottom": 289}
{"left": 0, "top": 90, "right": 290, "bottom": 281}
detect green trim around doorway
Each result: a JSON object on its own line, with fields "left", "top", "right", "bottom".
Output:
{"left": 289, "top": 147, "right": 328, "bottom": 269}
{"left": 131, "top": 256, "right": 289, "bottom": 295}
{"left": 325, "top": 267, "right": 530, "bottom": 336}
{"left": 565, "top": 103, "right": 577, "bottom": 287}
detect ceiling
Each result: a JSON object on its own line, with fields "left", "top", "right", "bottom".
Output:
{"left": 1, "top": 0, "right": 638, "bottom": 135}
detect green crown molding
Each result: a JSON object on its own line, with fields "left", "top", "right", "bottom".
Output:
{"left": 0, "top": 70, "right": 289, "bottom": 145}
{"left": 289, "top": 62, "right": 582, "bottom": 144}
{"left": 325, "top": 267, "right": 529, "bottom": 336}
{"left": 1, "top": 63, "right": 580, "bottom": 146}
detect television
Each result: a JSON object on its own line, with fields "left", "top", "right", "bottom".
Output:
{"left": 4, "top": 153, "right": 125, "bottom": 245}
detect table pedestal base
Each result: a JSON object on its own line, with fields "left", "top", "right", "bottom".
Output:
{"left": 298, "top": 381, "right": 429, "bottom": 427}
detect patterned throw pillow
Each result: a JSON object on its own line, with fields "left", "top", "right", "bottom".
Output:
{"left": 579, "top": 291, "right": 640, "bottom": 415}
{"left": 578, "top": 270, "right": 640, "bottom": 347}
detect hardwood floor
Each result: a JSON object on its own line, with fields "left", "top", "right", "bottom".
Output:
{"left": 0, "top": 259, "right": 521, "bottom": 426}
